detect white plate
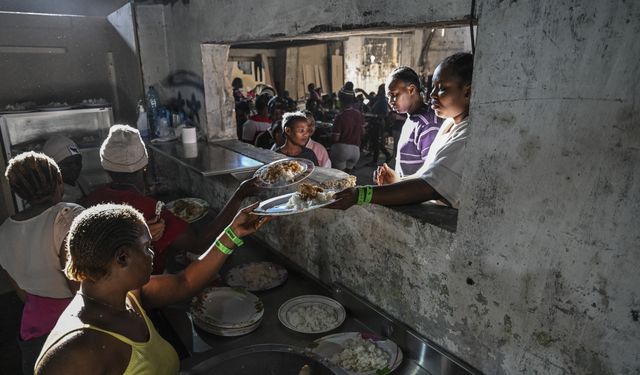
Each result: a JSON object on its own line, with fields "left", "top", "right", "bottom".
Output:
{"left": 36, "top": 105, "right": 74, "bottom": 111}
{"left": 253, "top": 158, "right": 314, "bottom": 188}
{"left": 308, "top": 332, "right": 403, "bottom": 375}
{"left": 252, "top": 192, "right": 336, "bottom": 216}
{"left": 226, "top": 262, "right": 288, "bottom": 291}
{"left": 191, "top": 287, "right": 264, "bottom": 329}
{"left": 166, "top": 197, "right": 209, "bottom": 223}
{"left": 278, "top": 295, "right": 346, "bottom": 334}
{"left": 192, "top": 315, "right": 262, "bottom": 337}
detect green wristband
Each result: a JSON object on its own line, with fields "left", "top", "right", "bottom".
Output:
{"left": 364, "top": 186, "right": 374, "bottom": 203}
{"left": 224, "top": 226, "right": 244, "bottom": 247}
{"left": 214, "top": 239, "right": 234, "bottom": 255}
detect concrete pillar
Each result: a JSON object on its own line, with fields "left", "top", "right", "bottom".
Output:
{"left": 201, "top": 43, "right": 235, "bottom": 141}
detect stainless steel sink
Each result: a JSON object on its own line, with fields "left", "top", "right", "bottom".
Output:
{"left": 181, "top": 344, "right": 348, "bottom": 375}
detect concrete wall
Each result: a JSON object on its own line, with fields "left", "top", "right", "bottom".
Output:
{"left": 0, "top": 11, "right": 142, "bottom": 123}
{"left": 140, "top": 0, "right": 640, "bottom": 373}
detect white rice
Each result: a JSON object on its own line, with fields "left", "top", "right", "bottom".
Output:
{"left": 330, "top": 336, "right": 389, "bottom": 372}
{"left": 287, "top": 303, "right": 338, "bottom": 332}
{"left": 286, "top": 191, "right": 334, "bottom": 210}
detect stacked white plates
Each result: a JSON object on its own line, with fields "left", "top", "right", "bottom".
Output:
{"left": 190, "top": 287, "right": 264, "bottom": 336}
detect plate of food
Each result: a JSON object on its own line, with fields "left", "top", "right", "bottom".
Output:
{"left": 191, "top": 287, "right": 264, "bottom": 329}
{"left": 254, "top": 158, "right": 314, "bottom": 188}
{"left": 278, "top": 295, "right": 346, "bottom": 334}
{"left": 166, "top": 197, "right": 209, "bottom": 223}
{"left": 36, "top": 102, "right": 73, "bottom": 111}
{"left": 307, "top": 332, "right": 403, "bottom": 375}
{"left": 226, "top": 261, "right": 288, "bottom": 291}
{"left": 253, "top": 183, "right": 337, "bottom": 216}
{"left": 80, "top": 98, "right": 110, "bottom": 108}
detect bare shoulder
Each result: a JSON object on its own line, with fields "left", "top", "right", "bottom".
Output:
{"left": 36, "top": 329, "right": 127, "bottom": 375}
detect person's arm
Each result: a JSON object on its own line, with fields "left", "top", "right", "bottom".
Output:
{"left": 171, "top": 177, "right": 260, "bottom": 253}
{"left": 140, "top": 203, "right": 272, "bottom": 309}
{"left": 329, "top": 178, "right": 442, "bottom": 210}
{"left": 1, "top": 268, "right": 26, "bottom": 302}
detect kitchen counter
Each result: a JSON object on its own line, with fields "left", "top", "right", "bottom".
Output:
{"left": 160, "top": 216, "right": 477, "bottom": 375}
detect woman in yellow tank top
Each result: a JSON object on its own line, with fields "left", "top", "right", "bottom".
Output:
{"left": 35, "top": 201, "right": 272, "bottom": 375}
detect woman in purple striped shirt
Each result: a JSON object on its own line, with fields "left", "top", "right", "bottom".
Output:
{"left": 375, "top": 66, "right": 444, "bottom": 185}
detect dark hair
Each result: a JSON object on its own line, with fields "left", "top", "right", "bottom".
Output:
{"left": 65, "top": 204, "right": 146, "bottom": 282}
{"left": 307, "top": 83, "right": 315, "bottom": 91}
{"left": 255, "top": 93, "right": 272, "bottom": 112}
{"left": 281, "top": 111, "right": 308, "bottom": 129}
{"left": 267, "top": 96, "right": 288, "bottom": 116}
{"left": 388, "top": 66, "right": 422, "bottom": 90}
{"left": 439, "top": 52, "right": 474, "bottom": 86}
{"left": 232, "top": 77, "right": 243, "bottom": 89}
{"left": 5, "top": 151, "right": 62, "bottom": 203}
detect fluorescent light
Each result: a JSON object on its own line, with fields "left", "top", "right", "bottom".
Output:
{"left": 0, "top": 11, "right": 86, "bottom": 18}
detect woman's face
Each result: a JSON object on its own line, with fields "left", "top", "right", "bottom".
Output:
{"left": 386, "top": 79, "right": 418, "bottom": 114}
{"left": 430, "top": 64, "right": 471, "bottom": 120}
{"left": 285, "top": 119, "right": 311, "bottom": 147}
{"left": 128, "top": 222, "right": 154, "bottom": 285}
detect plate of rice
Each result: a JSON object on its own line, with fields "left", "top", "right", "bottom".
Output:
{"left": 225, "top": 262, "right": 288, "bottom": 291}
{"left": 278, "top": 295, "right": 346, "bottom": 334}
{"left": 253, "top": 158, "right": 314, "bottom": 188}
{"left": 307, "top": 332, "right": 403, "bottom": 375}
{"left": 252, "top": 183, "right": 337, "bottom": 216}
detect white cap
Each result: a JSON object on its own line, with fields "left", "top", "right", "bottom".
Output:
{"left": 42, "top": 135, "right": 80, "bottom": 163}
{"left": 100, "top": 124, "right": 148, "bottom": 173}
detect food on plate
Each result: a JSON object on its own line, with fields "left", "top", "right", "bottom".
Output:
{"left": 2, "top": 102, "right": 35, "bottom": 111}
{"left": 260, "top": 160, "right": 305, "bottom": 184}
{"left": 319, "top": 176, "right": 357, "bottom": 191}
{"left": 169, "top": 199, "right": 207, "bottom": 221}
{"left": 227, "top": 262, "right": 286, "bottom": 290}
{"left": 287, "top": 303, "right": 339, "bottom": 332}
{"left": 44, "top": 101, "right": 69, "bottom": 107}
{"left": 330, "top": 336, "right": 389, "bottom": 373}
{"left": 82, "top": 98, "right": 108, "bottom": 105}
{"left": 286, "top": 183, "right": 335, "bottom": 210}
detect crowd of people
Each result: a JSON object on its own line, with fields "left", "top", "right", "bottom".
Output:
{"left": 0, "top": 51, "right": 472, "bottom": 375}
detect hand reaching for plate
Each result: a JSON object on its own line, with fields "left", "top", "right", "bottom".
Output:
{"left": 235, "top": 176, "right": 261, "bottom": 199}
{"left": 230, "top": 202, "right": 274, "bottom": 237}
{"left": 326, "top": 187, "right": 358, "bottom": 210}
{"left": 374, "top": 163, "right": 400, "bottom": 186}
{"left": 147, "top": 217, "right": 166, "bottom": 242}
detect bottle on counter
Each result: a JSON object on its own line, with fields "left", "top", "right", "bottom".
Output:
{"left": 136, "top": 103, "right": 150, "bottom": 141}
{"left": 145, "top": 86, "right": 160, "bottom": 137}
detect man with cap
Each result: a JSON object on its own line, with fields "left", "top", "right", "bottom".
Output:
{"left": 42, "top": 135, "right": 84, "bottom": 203}
{"left": 85, "top": 124, "right": 259, "bottom": 274}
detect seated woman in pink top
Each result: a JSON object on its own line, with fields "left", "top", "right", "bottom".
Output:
{"left": 0, "top": 152, "right": 84, "bottom": 375}
{"left": 304, "top": 110, "right": 331, "bottom": 168}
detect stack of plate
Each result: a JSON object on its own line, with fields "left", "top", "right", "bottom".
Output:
{"left": 190, "top": 287, "right": 264, "bottom": 336}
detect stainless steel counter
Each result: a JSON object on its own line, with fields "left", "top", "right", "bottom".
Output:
{"left": 149, "top": 141, "right": 263, "bottom": 176}
{"left": 165, "top": 234, "right": 479, "bottom": 375}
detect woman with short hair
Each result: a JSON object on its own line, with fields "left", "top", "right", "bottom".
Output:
{"left": 0, "top": 152, "right": 84, "bottom": 375}
{"left": 35, "top": 203, "right": 271, "bottom": 374}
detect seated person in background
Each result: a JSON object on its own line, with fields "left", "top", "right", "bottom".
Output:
{"left": 255, "top": 96, "right": 287, "bottom": 149}
{"left": 235, "top": 100, "right": 251, "bottom": 140}
{"left": 241, "top": 93, "right": 272, "bottom": 143}
{"left": 367, "top": 84, "right": 392, "bottom": 166}
{"left": 85, "top": 125, "right": 258, "bottom": 274}
{"left": 330, "top": 52, "right": 473, "bottom": 210}
{"left": 303, "top": 110, "right": 331, "bottom": 168}
{"left": 0, "top": 152, "right": 84, "bottom": 375}
{"left": 42, "top": 135, "right": 84, "bottom": 203}
{"left": 35, "top": 203, "right": 271, "bottom": 375}
{"left": 275, "top": 112, "right": 319, "bottom": 166}
{"left": 283, "top": 90, "right": 297, "bottom": 111}
{"left": 375, "top": 66, "right": 444, "bottom": 185}
{"left": 330, "top": 84, "right": 364, "bottom": 172}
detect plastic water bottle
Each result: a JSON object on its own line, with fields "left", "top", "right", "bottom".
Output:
{"left": 136, "top": 104, "right": 149, "bottom": 140}
{"left": 145, "top": 86, "right": 159, "bottom": 136}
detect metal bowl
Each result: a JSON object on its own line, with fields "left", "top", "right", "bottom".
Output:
{"left": 181, "top": 344, "right": 347, "bottom": 375}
